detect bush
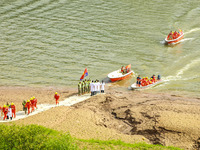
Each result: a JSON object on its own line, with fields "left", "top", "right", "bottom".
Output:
{"left": 0, "top": 124, "right": 77, "bottom": 150}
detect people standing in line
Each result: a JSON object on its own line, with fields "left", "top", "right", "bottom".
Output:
{"left": 7, "top": 106, "right": 12, "bottom": 120}
{"left": 101, "top": 80, "right": 105, "bottom": 93}
{"left": 22, "top": 100, "right": 27, "bottom": 114}
{"left": 54, "top": 92, "right": 60, "bottom": 105}
{"left": 11, "top": 103, "right": 16, "bottom": 118}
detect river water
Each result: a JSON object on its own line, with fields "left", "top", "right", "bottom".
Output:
{"left": 0, "top": 0, "right": 200, "bottom": 95}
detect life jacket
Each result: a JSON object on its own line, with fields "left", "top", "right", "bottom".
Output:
{"left": 54, "top": 94, "right": 60, "bottom": 100}
{"left": 11, "top": 105, "right": 15, "bottom": 111}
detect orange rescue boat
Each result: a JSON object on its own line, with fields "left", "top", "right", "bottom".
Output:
{"left": 165, "top": 29, "right": 184, "bottom": 44}
{"left": 108, "top": 64, "right": 134, "bottom": 82}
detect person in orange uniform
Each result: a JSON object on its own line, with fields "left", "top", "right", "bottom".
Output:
{"left": 30, "top": 97, "right": 35, "bottom": 112}
{"left": 25, "top": 100, "right": 31, "bottom": 115}
{"left": 2, "top": 105, "right": 8, "bottom": 120}
{"left": 11, "top": 102, "right": 16, "bottom": 118}
{"left": 54, "top": 92, "right": 60, "bottom": 105}
{"left": 33, "top": 96, "right": 38, "bottom": 109}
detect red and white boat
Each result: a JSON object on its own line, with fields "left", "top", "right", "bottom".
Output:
{"left": 165, "top": 30, "right": 184, "bottom": 44}
{"left": 108, "top": 64, "right": 134, "bottom": 82}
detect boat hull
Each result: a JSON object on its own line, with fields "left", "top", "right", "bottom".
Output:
{"left": 165, "top": 33, "right": 184, "bottom": 44}
{"left": 108, "top": 70, "right": 134, "bottom": 82}
{"left": 130, "top": 80, "right": 163, "bottom": 90}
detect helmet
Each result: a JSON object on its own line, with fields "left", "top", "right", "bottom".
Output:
{"left": 27, "top": 100, "right": 30, "bottom": 102}
{"left": 3, "top": 105, "right": 6, "bottom": 107}
{"left": 55, "top": 92, "right": 58, "bottom": 95}
{"left": 11, "top": 102, "right": 14, "bottom": 105}
{"left": 30, "top": 97, "right": 33, "bottom": 100}
{"left": 146, "top": 77, "right": 148, "bottom": 79}
{"left": 33, "top": 96, "right": 35, "bottom": 99}
{"left": 143, "top": 77, "right": 145, "bottom": 79}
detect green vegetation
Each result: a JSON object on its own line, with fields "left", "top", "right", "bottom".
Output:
{"left": 0, "top": 124, "right": 77, "bottom": 150}
{"left": 0, "top": 124, "right": 182, "bottom": 150}
{"left": 76, "top": 139, "right": 183, "bottom": 150}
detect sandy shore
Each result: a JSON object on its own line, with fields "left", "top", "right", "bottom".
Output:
{"left": 1, "top": 85, "right": 200, "bottom": 149}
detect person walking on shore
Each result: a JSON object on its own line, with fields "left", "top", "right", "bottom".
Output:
{"left": 30, "top": 97, "right": 35, "bottom": 112}
{"left": 25, "top": 100, "right": 31, "bottom": 115}
{"left": 54, "top": 92, "right": 60, "bottom": 105}
{"left": 22, "top": 100, "right": 27, "bottom": 114}
{"left": 11, "top": 103, "right": 16, "bottom": 118}
{"left": 33, "top": 96, "right": 37, "bottom": 109}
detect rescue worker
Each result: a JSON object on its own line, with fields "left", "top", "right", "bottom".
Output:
{"left": 30, "top": 97, "right": 35, "bottom": 112}
{"left": 54, "top": 92, "right": 60, "bottom": 105}
{"left": 22, "top": 100, "right": 27, "bottom": 114}
{"left": 121, "top": 66, "right": 125, "bottom": 73}
{"left": 136, "top": 75, "right": 141, "bottom": 87}
{"left": 157, "top": 75, "right": 161, "bottom": 80}
{"left": 3, "top": 105, "right": 8, "bottom": 120}
{"left": 33, "top": 96, "right": 38, "bottom": 109}
{"left": 78, "top": 82, "right": 82, "bottom": 95}
{"left": 25, "top": 100, "right": 31, "bottom": 115}
{"left": 11, "top": 102, "right": 16, "bottom": 118}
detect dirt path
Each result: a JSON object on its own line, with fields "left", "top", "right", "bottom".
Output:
{"left": 0, "top": 94, "right": 91, "bottom": 122}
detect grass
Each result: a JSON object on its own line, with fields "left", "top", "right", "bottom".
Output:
{"left": 76, "top": 139, "right": 183, "bottom": 150}
{"left": 0, "top": 124, "right": 183, "bottom": 150}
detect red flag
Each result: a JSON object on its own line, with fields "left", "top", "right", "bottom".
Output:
{"left": 80, "top": 68, "right": 88, "bottom": 81}
{"left": 125, "top": 64, "right": 131, "bottom": 69}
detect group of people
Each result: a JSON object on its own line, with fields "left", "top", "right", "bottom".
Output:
{"left": 167, "top": 29, "right": 182, "bottom": 40}
{"left": 78, "top": 79, "right": 105, "bottom": 96}
{"left": 0, "top": 102, "right": 16, "bottom": 120}
{"left": 136, "top": 75, "right": 161, "bottom": 87}
{"left": 121, "top": 66, "right": 130, "bottom": 74}
{"left": 22, "top": 97, "right": 38, "bottom": 115}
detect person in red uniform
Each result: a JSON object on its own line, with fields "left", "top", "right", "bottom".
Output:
{"left": 54, "top": 92, "right": 60, "bottom": 105}
{"left": 25, "top": 100, "right": 31, "bottom": 115}
{"left": 11, "top": 102, "right": 16, "bottom": 118}
{"left": 2, "top": 105, "right": 8, "bottom": 120}
{"left": 33, "top": 96, "right": 38, "bottom": 109}
{"left": 30, "top": 97, "right": 35, "bottom": 112}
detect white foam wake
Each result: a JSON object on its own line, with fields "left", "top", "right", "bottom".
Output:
{"left": 163, "top": 58, "right": 200, "bottom": 82}
{"left": 184, "top": 28, "right": 200, "bottom": 34}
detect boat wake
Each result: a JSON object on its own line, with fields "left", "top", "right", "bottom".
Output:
{"left": 163, "top": 58, "right": 200, "bottom": 82}
{"left": 184, "top": 28, "right": 200, "bottom": 35}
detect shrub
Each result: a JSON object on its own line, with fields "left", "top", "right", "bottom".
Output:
{"left": 0, "top": 124, "right": 77, "bottom": 150}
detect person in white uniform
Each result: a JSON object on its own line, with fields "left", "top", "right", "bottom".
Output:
{"left": 101, "top": 80, "right": 105, "bottom": 93}
{"left": 7, "top": 106, "right": 12, "bottom": 120}
{"left": 90, "top": 81, "right": 94, "bottom": 96}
